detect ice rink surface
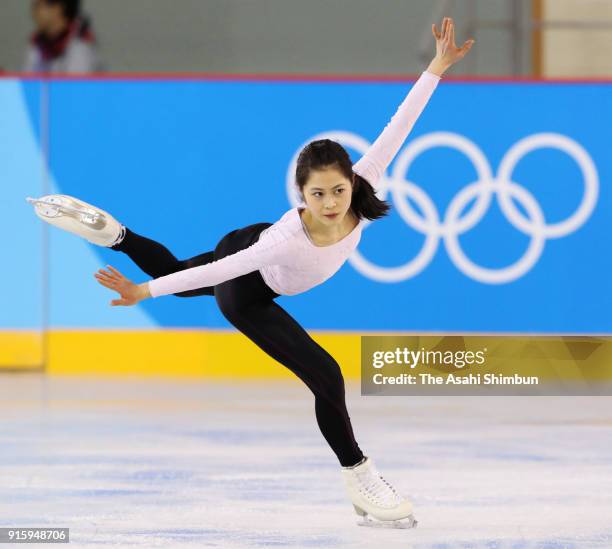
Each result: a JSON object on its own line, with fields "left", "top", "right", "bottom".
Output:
{"left": 1, "top": 374, "right": 611, "bottom": 548}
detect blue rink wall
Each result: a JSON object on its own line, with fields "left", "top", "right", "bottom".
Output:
{"left": 3, "top": 76, "right": 612, "bottom": 335}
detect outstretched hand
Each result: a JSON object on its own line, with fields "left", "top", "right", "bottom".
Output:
{"left": 431, "top": 17, "right": 475, "bottom": 67}
{"left": 94, "top": 265, "right": 147, "bottom": 306}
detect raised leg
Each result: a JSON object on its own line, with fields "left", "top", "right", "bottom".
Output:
{"left": 111, "top": 227, "right": 215, "bottom": 297}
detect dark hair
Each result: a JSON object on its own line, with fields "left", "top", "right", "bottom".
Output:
{"left": 46, "top": 0, "right": 81, "bottom": 20}
{"left": 295, "top": 139, "right": 390, "bottom": 221}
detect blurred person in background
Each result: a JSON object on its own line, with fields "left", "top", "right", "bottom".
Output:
{"left": 24, "top": 0, "right": 102, "bottom": 73}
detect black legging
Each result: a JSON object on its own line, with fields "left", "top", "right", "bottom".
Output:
{"left": 111, "top": 224, "right": 365, "bottom": 467}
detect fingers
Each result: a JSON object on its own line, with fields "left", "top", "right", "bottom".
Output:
{"left": 433, "top": 17, "right": 459, "bottom": 42}
{"left": 94, "top": 274, "right": 117, "bottom": 291}
{"left": 107, "top": 265, "right": 124, "bottom": 278}
{"left": 432, "top": 23, "right": 440, "bottom": 40}
{"left": 436, "top": 17, "right": 452, "bottom": 42}
{"left": 460, "top": 39, "right": 475, "bottom": 54}
{"left": 94, "top": 267, "right": 123, "bottom": 291}
{"left": 111, "top": 299, "right": 134, "bottom": 307}
{"left": 95, "top": 265, "right": 127, "bottom": 287}
{"left": 94, "top": 272, "right": 111, "bottom": 284}
{"left": 93, "top": 265, "right": 132, "bottom": 305}
{"left": 94, "top": 271, "right": 115, "bottom": 284}
{"left": 96, "top": 265, "right": 123, "bottom": 280}
{"left": 96, "top": 267, "right": 117, "bottom": 281}
{"left": 95, "top": 269, "right": 114, "bottom": 280}
{"left": 434, "top": 17, "right": 475, "bottom": 56}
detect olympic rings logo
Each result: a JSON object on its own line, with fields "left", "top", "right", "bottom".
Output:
{"left": 287, "top": 131, "right": 599, "bottom": 284}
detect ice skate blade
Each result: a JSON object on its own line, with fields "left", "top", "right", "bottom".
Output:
{"left": 26, "top": 196, "right": 104, "bottom": 227}
{"left": 356, "top": 514, "right": 418, "bottom": 529}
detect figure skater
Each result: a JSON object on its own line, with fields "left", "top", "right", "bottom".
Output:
{"left": 27, "top": 17, "right": 473, "bottom": 528}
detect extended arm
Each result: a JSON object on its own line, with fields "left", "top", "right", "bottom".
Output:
{"left": 146, "top": 239, "right": 287, "bottom": 298}
{"left": 95, "top": 237, "right": 289, "bottom": 305}
{"left": 351, "top": 70, "right": 441, "bottom": 188}
{"left": 352, "top": 17, "right": 474, "bottom": 188}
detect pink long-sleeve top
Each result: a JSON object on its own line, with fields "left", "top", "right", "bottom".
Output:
{"left": 148, "top": 70, "right": 441, "bottom": 298}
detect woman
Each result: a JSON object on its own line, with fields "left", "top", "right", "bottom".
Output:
{"left": 28, "top": 17, "right": 473, "bottom": 528}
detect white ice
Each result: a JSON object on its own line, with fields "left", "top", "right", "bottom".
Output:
{"left": 1, "top": 374, "right": 611, "bottom": 548}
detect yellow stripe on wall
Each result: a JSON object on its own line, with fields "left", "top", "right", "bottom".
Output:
{"left": 3, "top": 331, "right": 612, "bottom": 382}
{"left": 0, "top": 330, "right": 361, "bottom": 378}
{"left": 0, "top": 331, "right": 44, "bottom": 369}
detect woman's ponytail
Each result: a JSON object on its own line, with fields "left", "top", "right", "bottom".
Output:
{"left": 350, "top": 172, "right": 391, "bottom": 221}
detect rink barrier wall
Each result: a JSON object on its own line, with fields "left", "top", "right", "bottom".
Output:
{"left": 3, "top": 75, "right": 612, "bottom": 371}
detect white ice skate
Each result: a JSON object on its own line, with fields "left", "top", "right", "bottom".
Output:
{"left": 341, "top": 456, "right": 417, "bottom": 529}
{"left": 26, "top": 194, "right": 125, "bottom": 247}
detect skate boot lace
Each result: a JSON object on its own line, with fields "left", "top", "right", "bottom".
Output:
{"left": 354, "top": 465, "right": 403, "bottom": 508}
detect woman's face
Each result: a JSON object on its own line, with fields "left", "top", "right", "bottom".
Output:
{"left": 301, "top": 167, "right": 353, "bottom": 227}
